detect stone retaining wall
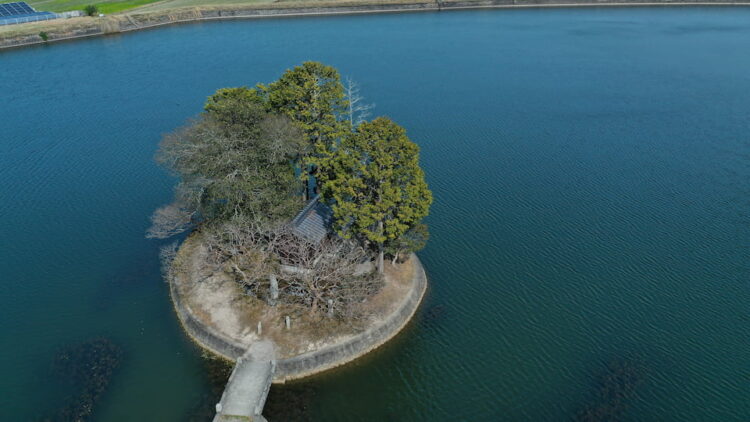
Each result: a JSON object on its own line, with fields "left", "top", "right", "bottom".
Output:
{"left": 275, "top": 254, "right": 428, "bottom": 381}
{"left": 170, "top": 252, "right": 428, "bottom": 381}
{"left": 169, "top": 269, "right": 248, "bottom": 361}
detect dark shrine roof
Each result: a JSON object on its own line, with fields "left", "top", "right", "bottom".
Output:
{"left": 290, "top": 196, "right": 333, "bottom": 243}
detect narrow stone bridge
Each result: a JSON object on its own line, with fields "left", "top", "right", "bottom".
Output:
{"left": 213, "top": 340, "right": 276, "bottom": 422}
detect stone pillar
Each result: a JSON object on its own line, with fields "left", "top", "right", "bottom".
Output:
{"left": 269, "top": 274, "right": 279, "bottom": 306}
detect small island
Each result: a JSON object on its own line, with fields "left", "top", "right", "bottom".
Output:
{"left": 149, "top": 62, "right": 432, "bottom": 417}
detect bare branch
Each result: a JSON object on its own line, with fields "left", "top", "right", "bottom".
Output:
{"left": 159, "top": 241, "right": 180, "bottom": 280}
{"left": 345, "top": 77, "right": 374, "bottom": 130}
{"left": 201, "top": 218, "right": 381, "bottom": 320}
{"left": 146, "top": 203, "right": 195, "bottom": 239}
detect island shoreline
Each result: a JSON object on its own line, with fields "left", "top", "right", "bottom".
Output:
{"left": 168, "top": 235, "right": 429, "bottom": 383}
{"left": 2, "top": 1, "right": 749, "bottom": 51}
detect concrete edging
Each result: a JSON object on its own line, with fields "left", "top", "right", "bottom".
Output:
{"left": 275, "top": 254, "right": 428, "bottom": 381}
{"left": 169, "top": 252, "right": 428, "bottom": 381}
{"left": 169, "top": 268, "right": 249, "bottom": 362}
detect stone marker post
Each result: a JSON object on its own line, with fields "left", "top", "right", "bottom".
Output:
{"left": 269, "top": 274, "right": 279, "bottom": 306}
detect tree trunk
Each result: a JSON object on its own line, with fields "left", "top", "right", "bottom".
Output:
{"left": 309, "top": 165, "right": 318, "bottom": 198}
{"left": 231, "top": 263, "right": 249, "bottom": 284}
{"left": 391, "top": 250, "right": 400, "bottom": 266}
{"left": 377, "top": 221, "right": 385, "bottom": 274}
{"left": 378, "top": 245, "right": 384, "bottom": 274}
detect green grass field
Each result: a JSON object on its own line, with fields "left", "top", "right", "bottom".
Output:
{"left": 27, "top": 0, "right": 413, "bottom": 14}
{"left": 28, "top": 0, "right": 163, "bottom": 13}
{"left": 131, "top": 0, "right": 275, "bottom": 11}
{"left": 25, "top": 0, "right": 423, "bottom": 19}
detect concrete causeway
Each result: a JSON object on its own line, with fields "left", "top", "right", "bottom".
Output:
{"left": 213, "top": 340, "right": 276, "bottom": 422}
{"left": 170, "top": 246, "right": 428, "bottom": 420}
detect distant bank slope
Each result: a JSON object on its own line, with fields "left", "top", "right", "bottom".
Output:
{"left": 2, "top": 0, "right": 749, "bottom": 50}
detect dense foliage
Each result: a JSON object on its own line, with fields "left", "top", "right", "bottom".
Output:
{"left": 317, "top": 117, "right": 433, "bottom": 271}
{"left": 151, "top": 61, "right": 432, "bottom": 317}
{"left": 260, "top": 61, "right": 348, "bottom": 157}
{"left": 148, "top": 87, "right": 305, "bottom": 238}
{"left": 258, "top": 61, "right": 350, "bottom": 200}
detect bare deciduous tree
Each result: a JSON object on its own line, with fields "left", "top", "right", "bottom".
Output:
{"left": 345, "top": 77, "right": 374, "bottom": 130}
{"left": 202, "top": 217, "right": 381, "bottom": 319}
{"left": 159, "top": 241, "right": 180, "bottom": 280}
{"left": 203, "top": 217, "right": 275, "bottom": 295}
{"left": 149, "top": 112, "right": 303, "bottom": 236}
{"left": 146, "top": 203, "right": 195, "bottom": 239}
{"left": 272, "top": 229, "right": 376, "bottom": 317}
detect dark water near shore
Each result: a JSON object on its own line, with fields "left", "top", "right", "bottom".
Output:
{"left": 1, "top": 7, "right": 749, "bottom": 421}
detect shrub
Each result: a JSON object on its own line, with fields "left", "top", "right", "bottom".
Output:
{"left": 84, "top": 4, "right": 98, "bottom": 16}
{"left": 38, "top": 31, "right": 48, "bottom": 41}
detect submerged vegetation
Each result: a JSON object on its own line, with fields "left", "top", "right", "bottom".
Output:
{"left": 151, "top": 61, "right": 431, "bottom": 321}
{"left": 575, "top": 357, "right": 647, "bottom": 422}
{"left": 41, "top": 338, "right": 123, "bottom": 422}
{"left": 182, "top": 356, "right": 233, "bottom": 421}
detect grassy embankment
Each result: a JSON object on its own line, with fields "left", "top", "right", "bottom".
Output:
{"left": 0, "top": 0, "right": 430, "bottom": 42}
{"left": 26, "top": 0, "right": 331, "bottom": 14}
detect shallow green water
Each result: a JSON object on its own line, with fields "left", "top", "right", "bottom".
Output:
{"left": 1, "top": 7, "right": 748, "bottom": 421}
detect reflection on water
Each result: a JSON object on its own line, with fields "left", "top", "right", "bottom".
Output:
{"left": 183, "top": 356, "right": 233, "bottom": 421}
{"left": 265, "top": 381, "right": 318, "bottom": 421}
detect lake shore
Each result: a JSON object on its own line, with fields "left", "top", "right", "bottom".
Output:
{"left": 2, "top": 0, "right": 749, "bottom": 50}
{"left": 169, "top": 233, "right": 428, "bottom": 382}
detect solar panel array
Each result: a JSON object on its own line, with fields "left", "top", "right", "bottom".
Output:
{"left": 0, "top": 2, "right": 35, "bottom": 16}
{"left": 0, "top": 1, "right": 58, "bottom": 26}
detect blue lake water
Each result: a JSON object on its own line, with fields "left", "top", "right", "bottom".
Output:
{"left": 1, "top": 6, "right": 748, "bottom": 421}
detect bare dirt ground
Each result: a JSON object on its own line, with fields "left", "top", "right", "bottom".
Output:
{"left": 173, "top": 233, "right": 416, "bottom": 359}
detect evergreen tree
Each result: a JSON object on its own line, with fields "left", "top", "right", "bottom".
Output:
{"left": 260, "top": 62, "right": 348, "bottom": 199}
{"left": 318, "top": 117, "right": 432, "bottom": 272}
{"left": 384, "top": 223, "right": 429, "bottom": 264}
